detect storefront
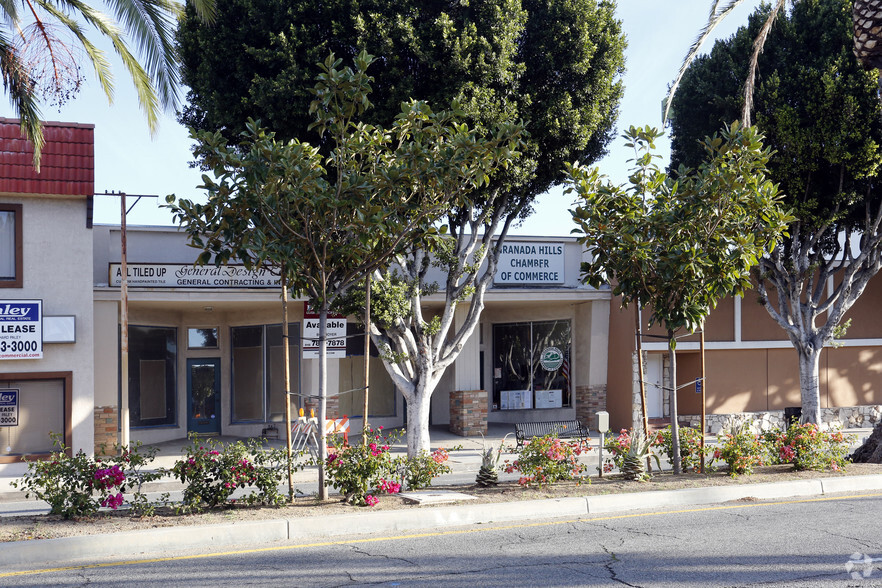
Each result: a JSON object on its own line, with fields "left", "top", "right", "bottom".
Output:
{"left": 92, "top": 227, "right": 611, "bottom": 446}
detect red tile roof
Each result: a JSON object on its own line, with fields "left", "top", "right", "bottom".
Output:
{"left": 0, "top": 118, "right": 94, "bottom": 197}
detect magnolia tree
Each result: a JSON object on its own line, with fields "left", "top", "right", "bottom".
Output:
{"left": 668, "top": 0, "right": 882, "bottom": 424}
{"left": 168, "top": 53, "right": 522, "bottom": 497}
{"left": 568, "top": 124, "right": 791, "bottom": 473}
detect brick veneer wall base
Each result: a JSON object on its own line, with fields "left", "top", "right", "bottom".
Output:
{"left": 94, "top": 405, "right": 118, "bottom": 456}
{"left": 576, "top": 385, "right": 607, "bottom": 431}
{"left": 449, "top": 390, "right": 488, "bottom": 437}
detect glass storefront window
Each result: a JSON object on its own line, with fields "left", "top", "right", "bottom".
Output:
{"left": 129, "top": 326, "right": 177, "bottom": 427}
{"left": 266, "top": 324, "right": 300, "bottom": 422}
{"left": 231, "top": 325, "right": 264, "bottom": 422}
{"left": 338, "top": 324, "right": 396, "bottom": 417}
{"left": 188, "top": 327, "right": 218, "bottom": 349}
{"left": 231, "top": 323, "right": 300, "bottom": 423}
{"left": 0, "top": 377, "right": 66, "bottom": 457}
{"left": 492, "top": 320, "right": 571, "bottom": 410}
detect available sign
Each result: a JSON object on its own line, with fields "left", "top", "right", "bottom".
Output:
{"left": 0, "top": 389, "right": 18, "bottom": 426}
{"left": 494, "top": 242, "right": 565, "bottom": 285}
{"left": 0, "top": 300, "right": 42, "bottom": 360}
{"left": 302, "top": 303, "right": 347, "bottom": 359}
{"left": 109, "top": 264, "right": 280, "bottom": 288}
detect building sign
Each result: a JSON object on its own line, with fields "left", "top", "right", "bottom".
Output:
{"left": 0, "top": 300, "right": 42, "bottom": 360}
{"left": 302, "top": 303, "right": 347, "bottom": 359}
{"left": 109, "top": 264, "right": 280, "bottom": 288}
{"left": 0, "top": 389, "right": 18, "bottom": 426}
{"left": 494, "top": 242, "right": 565, "bottom": 285}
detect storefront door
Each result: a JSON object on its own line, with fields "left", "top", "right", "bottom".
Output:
{"left": 187, "top": 358, "right": 221, "bottom": 435}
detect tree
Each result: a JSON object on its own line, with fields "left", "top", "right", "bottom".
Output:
{"left": 178, "top": 0, "right": 625, "bottom": 456}
{"left": 568, "top": 124, "right": 790, "bottom": 473}
{"left": 668, "top": 0, "right": 882, "bottom": 424}
{"left": 167, "top": 52, "right": 522, "bottom": 497}
{"left": 664, "top": 0, "right": 882, "bottom": 126}
{"left": 2, "top": 0, "right": 213, "bottom": 167}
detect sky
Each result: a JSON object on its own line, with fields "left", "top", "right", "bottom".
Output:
{"left": 1, "top": 0, "right": 760, "bottom": 232}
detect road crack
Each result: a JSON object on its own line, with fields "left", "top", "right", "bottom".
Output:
{"left": 601, "top": 544, "right": 643, "bottom": 588}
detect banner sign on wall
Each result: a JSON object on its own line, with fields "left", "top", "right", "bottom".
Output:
{"left": 0, "top": 389, "right": 18, "bottom": 426}
{"left": 0, "top": 300, "right": 42, "bottom": 360}
{"left": 494, "top": 242, "right": 565, "bottom": 285}
{"left": 109, "top": 263, "right": 281, "bottom": 288}
{"left": 302, "top": 303, "right": 347, "bottom": 359}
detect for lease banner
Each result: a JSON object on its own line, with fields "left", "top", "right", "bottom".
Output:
{"left": 0, "top": 300, "right": 42, "bottom": 360}
{"left": 0, "top": 389, "right": 18, "bottom": 426}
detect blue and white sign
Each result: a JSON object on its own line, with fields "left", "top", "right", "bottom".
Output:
{"left": 494, "top": 242, "right": 565, "bottom": 285}
{"left": 0, "top": 300, "right": 42, "bottom": 360}
{"left": 0, "top": 389, "right": 18, "bottom": 426}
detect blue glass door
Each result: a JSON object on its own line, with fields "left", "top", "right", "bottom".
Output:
{"left": 187, "top": 358, "right": 221, "bottom": 434}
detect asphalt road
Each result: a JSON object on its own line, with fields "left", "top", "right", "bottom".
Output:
{"left": 3, "top": 492, "right": 882, "bottom": 587}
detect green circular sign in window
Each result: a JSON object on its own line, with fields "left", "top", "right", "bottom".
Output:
{"left": 539, "top": 346, "right": 563, "bottom": 371}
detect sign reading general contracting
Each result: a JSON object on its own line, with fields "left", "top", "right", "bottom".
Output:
{"left": 0, "top": 300, "right": 42, "bottom": 360}
{"left": 0, "top": 389, "right": 18, "bottom": 426}
{"left": 109, "top": 264, "right": 281, "bottom": 288}
{"left": 494, "top": 242, "right": 565, "bottom": 285}
{"left": 302, "top": 303, "right": 347, "bottom": 359}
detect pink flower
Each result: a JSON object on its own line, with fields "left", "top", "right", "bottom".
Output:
{"left": 365, "top": 494, "right": 379, "bottom": 507}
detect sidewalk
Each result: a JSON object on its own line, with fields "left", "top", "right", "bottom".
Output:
{"left": 1, "top": 425, "right": 879, "bottom": 568}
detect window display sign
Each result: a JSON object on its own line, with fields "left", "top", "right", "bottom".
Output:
{"left": 0, "top": 300, "right": 42, "bottom": 359}
{"left": 0, "top": 389, "right": 18, "bottom": 426}
{"left": 302, "top": 303, "right": 347, "bottom": 359}
{"left": 494, "top": 242, "right": 565, "bottom": 285}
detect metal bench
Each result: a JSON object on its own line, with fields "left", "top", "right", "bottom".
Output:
{"left": 514, "top": 420, "right": 589, "bottom": 448}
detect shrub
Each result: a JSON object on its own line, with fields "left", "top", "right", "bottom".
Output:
{"left": 399, "top": 448, "right": 451, "bottom": 490}
{"left": 764, "top": 423, "right": 852, "bottom": 472}
{"left": 171, "top": 435, "right": 290, "bottom": 513}
{"left": 654, "top": 426, "right": 709, "bottom": 473}
{"left": 323, "top": 427, "right": 399, "bottom": 506}
{"left": 504, "top": 433, "right": 589, "bottom": 486}
{"left": 715, "top": 423, "right": 766, "bottom": 476}
{"left": 602, "top": 428, "right": 663, "bottom": 475}
{"left": 13, "top": 434, "right": 166, "bottom": 518}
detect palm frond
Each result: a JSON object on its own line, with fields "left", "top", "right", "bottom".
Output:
{"left": 0, "top": 31, "right": 45, "bottom": 169}
{"left": 103, "top": 0, "right": 180, "bottom": 111}
{"left": 662, "top": 0, "right": 749, "bottom": 124}
{"left": 33, "top": 0, "right": 117, "bottom": 102}
{"left": 742, "top": 0, "right": 786, "bottom": 126}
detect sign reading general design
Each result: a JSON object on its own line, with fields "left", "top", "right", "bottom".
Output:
{"left": 0, "top": 389, "right": 18, "bottom": 426}
{"left": 109, "top": 264, "right": 281, "bottom": 288}
{"left": 302, "top": 303, "right": 347, "bottom": 359}
{"left": 0, "top": 301, "right": 42, "bottom": 360}
{"left": 494, "top": 242, "right": 565, "bottom": 285}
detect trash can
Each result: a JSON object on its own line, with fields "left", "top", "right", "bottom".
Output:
{"left": 784, "top": 406, "right": 802, "bottom": 429}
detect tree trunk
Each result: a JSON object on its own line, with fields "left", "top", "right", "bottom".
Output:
{"left": 317, "top": 305, "right": 329, "bottom": 500}
{"left": 668, "top": 331, "right": 682, "bottom": 475}
{"left": 405, "top": 379, "right": 433, "bottom": 457}
{"left": 797, "top": 343, "right": 822, "bottom": 425}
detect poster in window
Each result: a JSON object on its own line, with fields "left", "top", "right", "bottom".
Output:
{"left": 0, "top": 388, "right": 18, "bottom": 426}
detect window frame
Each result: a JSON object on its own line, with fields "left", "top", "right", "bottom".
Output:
{"left": 0, "top": 203, "right": 23, "bottom": 288}
{"left": 0, "top": 371, "right": 72, "bottom": 463}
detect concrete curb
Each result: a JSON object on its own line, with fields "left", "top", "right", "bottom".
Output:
{"left": 3, "top": 474, "right": 882, "bottom": 567}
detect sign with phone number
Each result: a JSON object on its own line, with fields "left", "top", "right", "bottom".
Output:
{"left": 0, "top": 300, "right": 42, "bottom": 360}
{"left": 0, "top": 389, "right": 18, "bottom": 426}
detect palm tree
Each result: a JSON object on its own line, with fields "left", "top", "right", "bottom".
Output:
{"left": 1, "top": 0, "right": 214, "bottom": 168}
{"left": 663, "top": 0, "right": 882, "bottom": 126}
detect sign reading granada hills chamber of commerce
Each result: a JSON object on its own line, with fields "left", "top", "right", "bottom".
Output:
{"left": 494, "top": 242, "right": 565, "bottom": 285}
{"left": 0, "top": 300, "right": 42, "bottom": 360}
{"left": 109, "top": 264, "right": 281, "bottom": 288}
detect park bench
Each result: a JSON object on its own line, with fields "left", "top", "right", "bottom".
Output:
{"left": 514, "top": 419, "right": 589, "bottom": 448}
